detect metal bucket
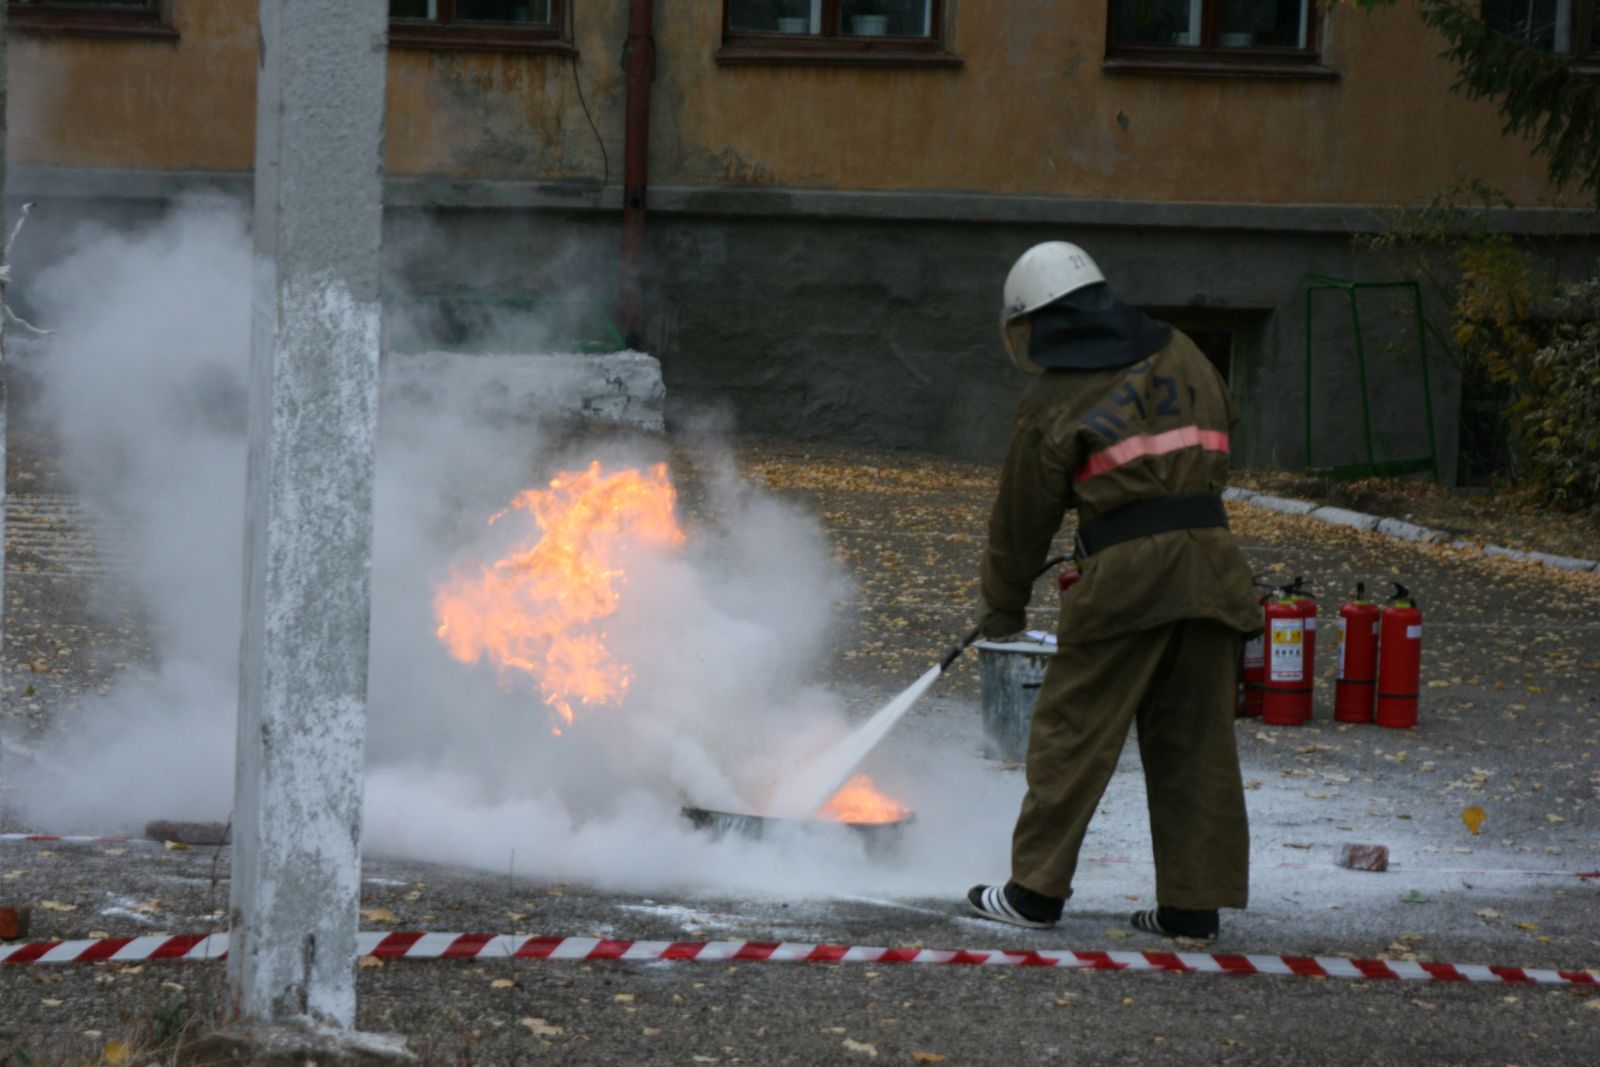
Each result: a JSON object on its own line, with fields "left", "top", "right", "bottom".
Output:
{"left": 680, "top": 805, "right": 915, "bottom": 856}
{"left": 976, "top": 634, "right": 1056, "bottom": 763}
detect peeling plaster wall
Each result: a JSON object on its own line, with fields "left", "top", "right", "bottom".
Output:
{"left": 6, "top": 0, "right": 1575, "bottom": 204}
{"left": 7, "top": 0, "right": 1596, "bottom": 478}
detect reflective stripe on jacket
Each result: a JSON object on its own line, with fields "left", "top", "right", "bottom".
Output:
{"left": 982, "top": 329, "right": 1262, "bottom": 644}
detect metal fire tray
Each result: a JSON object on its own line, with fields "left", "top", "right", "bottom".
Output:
{"left": 680, "top": 805, "right": 915, "bottom": 854}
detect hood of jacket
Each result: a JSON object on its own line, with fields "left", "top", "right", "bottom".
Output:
{"left": 1025, "top": 284, "right": 1173, "bottom": 371}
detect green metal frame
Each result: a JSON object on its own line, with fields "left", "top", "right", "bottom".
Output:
{"left": 1303, "top": 273, "right": 1439, "bottom": 482}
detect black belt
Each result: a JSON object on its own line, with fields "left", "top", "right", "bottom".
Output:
{"left": 1075, "top": 491, "right": 1228, "bottom": 558}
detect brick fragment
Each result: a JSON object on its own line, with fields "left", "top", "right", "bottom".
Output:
{"left": 0, "top": 905, "right": 31, "bottom": 941}
{"left": 1338, "top": 844, "right": 1389, "bottom": 872}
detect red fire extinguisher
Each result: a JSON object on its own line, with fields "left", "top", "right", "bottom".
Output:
{"left": 1237, "top": 588, "right": 1270, "bottom": 718}
{"left": 1334, "top": 582, "right": 1381, "bottom": 724}
{"left": 1058, "top": 567, "right": 1080, "bottom": 601}
{"left": 1262, "top": 583, "right": 1310, "bottom": 726}
{"left": 1377, "top": 583, "right": 1423, "bottom": 729}
{"left": 1286, "top": 578, "right": 1318, "bottom": 722}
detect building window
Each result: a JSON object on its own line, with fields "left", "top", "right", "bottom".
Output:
{"left": 719, "top": 0, "right": 960, "bottom": 65}
{"left": 7, "top": 0, "right": 175, "bottom": 40}
{"left": 1104, "top": 0, "right": 1333, "bottom": 76}
{"left": 388, "top": 0, "right": 573, "bottom": 54}
{"left": 1483, "top": 0, "right": 1574, "bottom": 52}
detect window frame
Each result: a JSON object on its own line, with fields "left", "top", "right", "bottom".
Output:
{"left": 717, "top": 0, "right": 962, "bottom": 67}
{"left": 7, "top": 0, "right": 177, "bottom": 41}
{"left": 1102, "top": 0, "right": 1334, "bottom": 79}
{"left": 388, "top": 0, "right": 576, "bottom": 57}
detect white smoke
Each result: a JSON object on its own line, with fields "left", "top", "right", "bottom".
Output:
{"left": 7, "top": 200, "right": 1019, "bottom": 897}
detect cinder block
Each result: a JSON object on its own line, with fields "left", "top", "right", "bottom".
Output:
{"left": 1249, "top": 494, "right": 1317, "bottom": 516}
{"left": 1376, "top": 517, "right": 1443, "bottom": 543}
{"left": 1309, "top": 506, "right": 1381, "bottom": 531}
{"left": 1527, "top": 551, "right": 1599, "bottom": 572}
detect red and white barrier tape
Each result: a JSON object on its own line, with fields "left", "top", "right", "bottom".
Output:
{"left": 0, "top": 834, "right": 134, "bottom": 845}
{"left": 3, "top": 933, "right": 1596, "bottom": 987}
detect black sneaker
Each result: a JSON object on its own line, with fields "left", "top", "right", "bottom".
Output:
{"left": 1130, "top": 905, "right": 1219, "bottom": 941}
{"left": 965, "top": 882, "right": 1063, "bottom": 930}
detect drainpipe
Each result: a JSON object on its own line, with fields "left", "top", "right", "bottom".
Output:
{"left": 618, "top": 0, "right": 654, "bottom": 351}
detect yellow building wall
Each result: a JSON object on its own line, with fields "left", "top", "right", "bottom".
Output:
{"left": 6, "top": 0, "right": 1561, "bottom": 206}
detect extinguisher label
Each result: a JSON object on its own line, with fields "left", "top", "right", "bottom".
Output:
{"left": 1270, "top": 619, "right": 1304, "bottom": 682}
{"left": 1335, "top": 617, "right": 1348, "bottom": 678}
{"left": 1243, "top": 634, "right": 1264, "bottom": 669}
{"left": 1306, "top": 617, "right": 1317, "bottom": 631}
{"left": 1406, "top": 624, "right": 1422, "bottom": 640}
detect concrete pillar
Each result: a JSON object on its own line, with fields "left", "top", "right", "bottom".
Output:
{"left": 0, "top": 0, "right": 9, "bottom": 718}
{"left": 228, "top": 0, "right": 388, "bottom": 1028}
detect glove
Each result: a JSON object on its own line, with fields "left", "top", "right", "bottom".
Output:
{"left": 975, "top": 598, "right": 1026, "bottom": 640}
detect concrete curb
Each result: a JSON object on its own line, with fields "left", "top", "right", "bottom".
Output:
{"left": 1227, "top": 487, "right": 1600, "bottom": 575}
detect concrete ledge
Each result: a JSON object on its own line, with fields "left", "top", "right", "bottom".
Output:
{"left": 1248, "top": 494, "right": 1317, "bottom": 516}
{"left": 1231, "top": 486, "right": 1597, "bottom": 574}
{"left": 1308, "top": 505, "right": 1380, "bottom": 531}
{"left": 14, "top": 165, "right": 1600, "bottom": 236}
{"left": 386, "top": 350, "right": 665, "bottom": 433}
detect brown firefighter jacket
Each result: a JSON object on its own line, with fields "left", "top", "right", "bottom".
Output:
{"left": 982, "top": 329, "right": 1262, "bottom": 644}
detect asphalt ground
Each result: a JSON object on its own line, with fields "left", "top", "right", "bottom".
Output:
{"left": 3, "top": 436, "right": 1599, "bottom": 1065}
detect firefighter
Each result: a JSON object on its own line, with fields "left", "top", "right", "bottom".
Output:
{"left": 965, "top": 242, "right": 1262, "bottom": 941}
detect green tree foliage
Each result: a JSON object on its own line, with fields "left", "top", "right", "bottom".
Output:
{"left": 1521, "top": 280, "right": 1600, "bottom": 508}
{"left": 1363, "top": 181, "right": 1600, "bottom": 510}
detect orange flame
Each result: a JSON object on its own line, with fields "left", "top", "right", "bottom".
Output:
{"left": 820, "top": 774, "right": 909, "bottom": 825}
{"left": 433, "top": 462, "right": 685, "bottom": 735}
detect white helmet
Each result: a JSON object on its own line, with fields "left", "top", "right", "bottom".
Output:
{"left": 999, "top": 242, "right": 1106, "bottom": 373}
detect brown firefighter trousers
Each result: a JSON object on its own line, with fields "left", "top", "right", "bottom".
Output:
{"left": 1010, "top": 618, "right": 1250, "bottom": 910}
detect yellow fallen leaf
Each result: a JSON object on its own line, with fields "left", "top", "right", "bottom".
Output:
{"left": 40, "top": 998, "right": 63, "bottom": 1007}
{"left": 39, "top": 900, "right": 76, "bottom": 912}
{"left": 1515, "top": 922, "right": 1540, "bottom": 931}
{"left": 357, "top": 955, "right": 384, "bottom": 969}
{"left": 519, "top": 1017, "right": 563, "bottom": 1037}
{"left": 1105, "top": 928, "right": 1133, "bottom": 940}
{"left": 491, "top": 978, "right": 515, "bottom": 989}
{"left": 103, "top": 1040, "right": 130, "bottom": 1065}
{"left": 163, "top": 840, "right": 190, "bottom": 852}
{"left": 842, "top": 1038, "right": 878, "bottom": 1057}
{"left": 614, "top": 993, "right": 635, "bottom": 1003}
{"left": 360, "top": 907, "right": 399, "bottom": 924}
{"left": 911, "top": 1054, "right": 947, "bottom": 1065}
{"left": 1462, "top": 807, "right": 1485, "bottom": 835}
